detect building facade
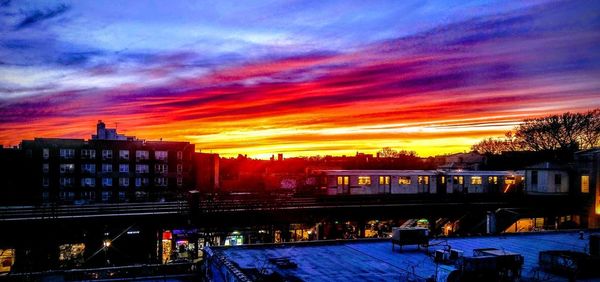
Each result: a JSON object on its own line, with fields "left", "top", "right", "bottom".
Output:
{"left": 20, "top": 122, "right": 195, "bottom": 204}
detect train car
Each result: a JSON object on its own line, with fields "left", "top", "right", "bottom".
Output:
{"left": 442, "top": 170, "right": 524, "bottom": 194}
{"left": 313, "top": 170, "right": 439, "bottom": 196}
{"left": 311, "top": 169, "right": 524, "bottom": 196}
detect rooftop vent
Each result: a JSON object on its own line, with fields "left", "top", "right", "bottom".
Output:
{"left": 268, "top": 257, "right": 297, "bottom": 269}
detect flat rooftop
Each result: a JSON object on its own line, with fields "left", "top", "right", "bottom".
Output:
{"left": 206, "top": 230, "right": 599, "bottom": 281}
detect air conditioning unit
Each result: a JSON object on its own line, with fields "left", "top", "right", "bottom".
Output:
{"left": 435, "top": 250, "right": 450, "bottom": 262}
{"left": 590, "top": 234, "right": 600, "bottom": 256}
{"left": 539, "top": 250, "right": 600, "bottom": 278}
{"left": 450, "top": 249, "right": 464, "bottom": 260}
{"left": 391, "top": 227, "right": 429, "bottom": 251}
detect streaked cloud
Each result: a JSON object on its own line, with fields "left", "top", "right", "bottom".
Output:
{"left": 0, "top": 0, "right": 599, "bottom": 157}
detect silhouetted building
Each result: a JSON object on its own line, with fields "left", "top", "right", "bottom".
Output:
{"left": 91, "top": 120, "right": 135, "bottom": 141}
{"left": 19, "top": 121, "right": 195, "bottom": 204}
{"left": 0, "top": 147, "right": 29, "bottom": 205}
{"left": 575, "top": 149, "right": 600, "bottom": 228}
{"left": 437, "top": 152, "right": 486, "bottom": 170}
{"left": 194, "top": 153, "right": 219, "bottom": 193}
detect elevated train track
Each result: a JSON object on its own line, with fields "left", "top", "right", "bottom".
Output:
{"left": 0, "top": 193, "right": 585, "bottom": 222}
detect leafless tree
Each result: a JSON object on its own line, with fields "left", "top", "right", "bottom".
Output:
{"left": 472, "top": 109, "right": 599, "bottom": 154}
{"left": 377, "top": 147, "right": 417, "bottom": 158}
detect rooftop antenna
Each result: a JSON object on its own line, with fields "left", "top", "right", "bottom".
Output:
{"left": 115, "top": 122, "right": 118, "bottom": 131}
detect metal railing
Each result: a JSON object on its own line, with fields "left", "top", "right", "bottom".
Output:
{"left": 0, "top": 201, "right": 188, "bottom": 221}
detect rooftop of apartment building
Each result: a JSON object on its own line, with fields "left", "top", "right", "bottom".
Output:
{"left": 206, "top": 230, "right": 600, "bottom": 282}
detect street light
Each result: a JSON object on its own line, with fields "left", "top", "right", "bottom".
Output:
{"left": 103, "top": 240, "right": 111, "bottom": 248}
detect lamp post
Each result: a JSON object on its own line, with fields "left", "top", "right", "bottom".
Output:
{"left": 103, "top": 239, "right": 111, "bottom": 266}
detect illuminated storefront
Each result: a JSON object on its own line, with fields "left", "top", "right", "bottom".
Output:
{"left": 58, "top": 243, "right": 85, "bottom": 268}
{"left": 224, "top": 231, "right": 243, "bottom": 246}
{"left": 0, "top": 249, "right": 15, "bottom": 273}
{"left": 161, "top": 231, "right": 173, "bottom": 264}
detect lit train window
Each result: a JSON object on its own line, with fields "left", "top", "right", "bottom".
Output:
{"left": 453, "top": 176, "right": 464, "bottom": 185}
{"left": 379, "top": 176, "right": 390, "bottom": 185}
{"left": 358, "top": 176, "right": 371, "bottom": 185}
{"left": 398, "top": 176, "right": 411, "bottom": 185}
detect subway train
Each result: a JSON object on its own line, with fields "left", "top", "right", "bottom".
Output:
{"left": 307, "top": 169, "right": 524, "bottom": 196}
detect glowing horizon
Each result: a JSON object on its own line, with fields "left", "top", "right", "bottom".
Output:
{"left": 1, "top": 1, "right": 599, "bottom": 158}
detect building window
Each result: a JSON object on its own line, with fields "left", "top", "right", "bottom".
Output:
{"left": 177, "top": 177, "right": 183, "bottom": 186}
{"left": 82, "top": 191, "right": 95, "bottom": 200}
{"left": 155, "top": 177, "right": 168, "bottom": 187}
{"left": 119, "top": 150, "right": 129, "bottom": 160}
{"left": 43, "top": 148, "right": 49, "bottom": 159}
{"left": 102, "top": 150, "right": 113, "bottom": 160}
{"left": 357, "top": 176, "right": 371, "bottom": 185}
{"left": 177, "top": 151, "right": 183, "bottom": 160}
{"left": 135, "top": 164, "right": 149, "bottom": 173}
{"left": 42, "top": 192, "right": 49, "bottom": 201}
{"left": 42, "top": 163, "right": 49, "bottom": 173}
{"left": 59, "top": 164, "right": 75, "bottom": 173}
{"left": 581, "top": 175, "right": 590, "bottom": 193}
{"left": 81, "top": 149, "right": 96, "bottom": 159}
{"left": 59, "top": 149, "right": 75, "bottom": 159}
{"left": 118, "top": 192, "right": 126, "bottom": 200}
{"left": 119, "top": 164, "right": 129, "bottom": 173}
{"left": 531, "top": 171, "right": 538, "bottom": 185}
{"left": 398, "top": 176, "right": 411, "bottom": 185}
{"left": 119, "top": 177, "right": 129, "bottom": 187}
{"left": 440, "top": 176, "right": 446, "bottom": 184}
{"left": 379, "top": 176, "right": 390, "bottom": 185}
{"left": 155, "top": 164, "right": 168, "bottom": 174}
{"left": 453, "top": 176, "right": 464, "bottom": 185}
{"left": 81, "top": 178, "right": 96, "bottom": 187}
{"left": 136, "top": 150, "right": 149, "bottom": 161}
{"left": 42, "top": 177, "right": 49, "bottom": 187}
{"left": 59, "top": 177, "right": 74, "bottom": 187}
{"left": 418, "top": 176, "right": 430, "bottom": 185}
{"left": 135, "top": 177, "right": 149, "bottom": 187}
{"left": 102, "top": 164, "right": 113, "bottom": 173}
{"left": 102, "top": 178, "right": 113, "bottom": 187}
{"left": 471, "top": 176, "right": 482, "bottom": 185}
{"left": 101, "top": 191, "right": 111, "bottom": 202}
{"left": 555, "top": 174, "right": 562, "bottom": 185}
{"left": 177, "top": 164, "right": 183, "bottom": 174}
{"left": 155, "top": 151, "right": 168, "bottom": 161}
{"left": 82, "top": 164, "right": 96, "bottom": 173}
{"left": 337, "top": 176, "right": 349, "bottom": 186}
{"left": 488, "top": 176, "right": 498, "bottom": 185}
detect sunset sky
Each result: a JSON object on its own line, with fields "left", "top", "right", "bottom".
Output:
{"left": 1, "top": 0, "right": 599, "bottom": 158}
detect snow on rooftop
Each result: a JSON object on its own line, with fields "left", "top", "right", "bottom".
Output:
{"left": 209, "top": 231, "right": 599, "bottom": 281}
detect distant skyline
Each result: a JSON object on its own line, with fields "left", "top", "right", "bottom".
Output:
{"left": 1, "top": 0, "right": 600, "bottom": 158}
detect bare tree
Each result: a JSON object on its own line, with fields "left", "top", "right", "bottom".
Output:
{"left": 515, "top": 109, "right": 600, "bottom": 151}
{"left": 377, "top": 147, "right": 417, "bottom": 158}
{"left": 472, "top": 109, "right": 599, "bottom": 154}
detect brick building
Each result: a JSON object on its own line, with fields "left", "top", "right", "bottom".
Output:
{"left": 18, "top": 121, "right": 195, "bottom": 204}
